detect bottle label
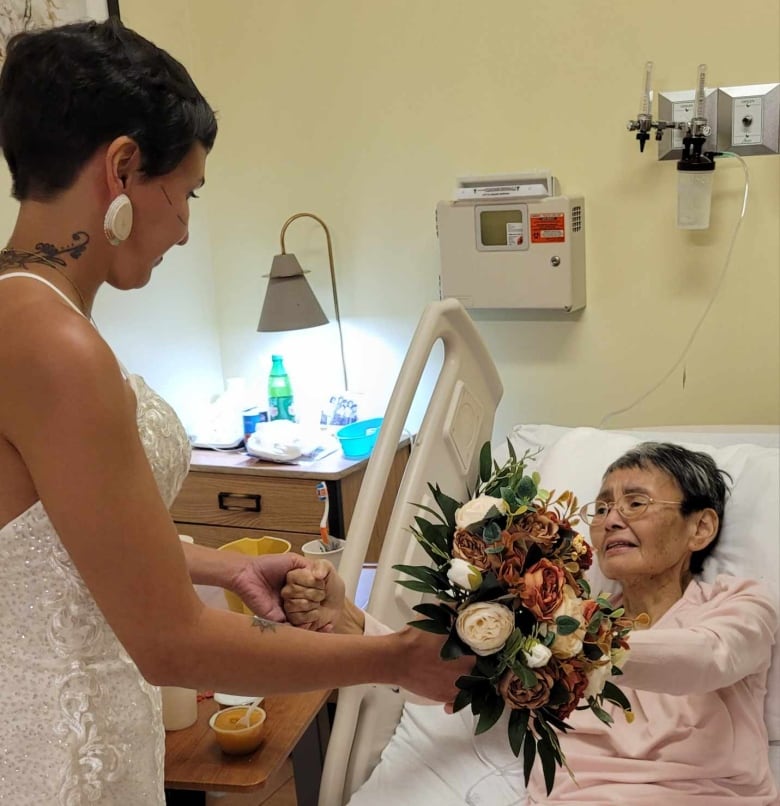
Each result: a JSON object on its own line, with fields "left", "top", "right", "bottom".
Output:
{"left": 269, "top": 396, "right": 295, "bottom": 421}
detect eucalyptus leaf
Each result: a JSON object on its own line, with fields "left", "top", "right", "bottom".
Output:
{"left": 555, "top": 615, "right": 581, "bottom": 636}
{"left": 483, "top": 521, "right": 502, "bottom": 543}
{"left": 516, "top": 475, "right": 538, "bottom": 501}
{"left": 587, "top": 611, "right": 604, "bottom": 635}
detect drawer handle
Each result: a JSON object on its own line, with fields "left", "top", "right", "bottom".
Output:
{"left": 217, "top": 492, "right": 262, "bottom": 512}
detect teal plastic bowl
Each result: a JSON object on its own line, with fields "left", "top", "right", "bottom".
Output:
{"left": 336, "top": 417, "right": 383, "bottom": 459}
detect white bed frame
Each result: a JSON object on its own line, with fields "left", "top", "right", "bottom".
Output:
{"left": 321, "top": 299, "right": 503, "bottom": 806}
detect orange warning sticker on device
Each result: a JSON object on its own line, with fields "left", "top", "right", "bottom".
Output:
{"left": 530, "top": 213, "right": 565, "bottom": 243}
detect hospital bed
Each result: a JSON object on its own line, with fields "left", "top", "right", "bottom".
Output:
{"left": 320, "top": 299, "right": 780, "bottom": 806}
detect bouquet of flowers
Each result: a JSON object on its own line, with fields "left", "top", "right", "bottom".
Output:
{"left": 395, "top": 442, "right": 635, "bottom": 794}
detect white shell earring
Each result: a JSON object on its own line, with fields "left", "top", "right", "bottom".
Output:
{"left": 104, "top": 193, "right": 133, "bottom": 245}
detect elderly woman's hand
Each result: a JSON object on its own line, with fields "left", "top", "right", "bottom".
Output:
{"left": 229, "top": 553, "right": 318, "bottom": 622}
{"left": 281, "top": 560, "right": 347, "bottom": 633}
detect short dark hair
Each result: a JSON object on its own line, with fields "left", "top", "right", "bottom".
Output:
{"left": 0, "top": 18, "right": 217, "bottom": 201}
{"left": 604, "top": 442, "right": 732, "bottom": 575}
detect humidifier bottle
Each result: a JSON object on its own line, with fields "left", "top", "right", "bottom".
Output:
{"left": 677, "top": 155, "right": 715, "bottom": 230}
{"left": 268, "top": 355, "right": 295, "bottom": 421}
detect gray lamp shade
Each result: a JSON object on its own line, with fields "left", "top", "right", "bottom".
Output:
{"left": 257, "top": 253, "right": 329, "bottom": 332}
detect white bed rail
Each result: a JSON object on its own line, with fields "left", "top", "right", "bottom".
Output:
{"left": 319, "top": 299, "right": 503, "bottom": 806}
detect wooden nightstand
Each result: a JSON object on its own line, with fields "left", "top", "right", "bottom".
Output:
{"left": 170, "top": 443, "right": 410, "bottom": 563}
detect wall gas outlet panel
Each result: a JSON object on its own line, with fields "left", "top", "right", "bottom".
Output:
{"left": 436, "top": 193, "right": 586, "bottom": 312}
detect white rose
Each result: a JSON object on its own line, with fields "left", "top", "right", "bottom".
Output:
{"left": 550, "top": 584, "right": 586, "bottom": 659}
{"left": 584, "top": 658, "right": 612, "bottom": 698}
{"left": 454, "top": 495, "right": 507, "bottom": 529}
{"left": 447, "top": 558, "right": 483, "bottom": 591}
{"left": 455, "top": 602, "right": 515, "bottom": 656}
{"left": 522, "top": 640, "right": 552, "bottom": 669}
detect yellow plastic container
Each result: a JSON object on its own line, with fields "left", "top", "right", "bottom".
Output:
{"left": 217, "top": 536, "right": 291, "bottom": 614}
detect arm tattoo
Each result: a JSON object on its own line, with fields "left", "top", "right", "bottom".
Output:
{"left": 251, "top": 615, "right": 278, "bottom": 633}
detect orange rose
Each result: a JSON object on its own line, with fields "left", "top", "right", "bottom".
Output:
{"left": 516, "top": 512, "right": 559, "bottom": 549}
{"left": 452, "top": 529, "right": 491, "bottom": 571}
{"left": 499, "top": 668, "right": 554, "bottom": 710}
{"left": 497, "top": 555, "right": 525, "bottom": 593}
{"left": 519, "top": 559, "right": 566, "bottom": 621}
{"left": 551, "top": 658, "right": 589, "bottom": 720}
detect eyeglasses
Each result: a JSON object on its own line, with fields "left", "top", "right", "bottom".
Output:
{"left": 579, "top": 493, "right": 682, "bottom": 525}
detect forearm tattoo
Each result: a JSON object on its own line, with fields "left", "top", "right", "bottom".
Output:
{"left": 251, "top": 615, "right": 278, "bottom": 632}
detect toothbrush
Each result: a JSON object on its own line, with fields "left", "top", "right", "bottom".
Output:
{"left": 316, "top": 481, "right": 330, "bottom": 549}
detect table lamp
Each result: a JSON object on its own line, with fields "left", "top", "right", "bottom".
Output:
{"left": 258, "top": 212, "right": 349, "bottom": 390}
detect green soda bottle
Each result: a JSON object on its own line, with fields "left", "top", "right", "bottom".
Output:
{"left": 268, "top": 355, "right": 295, "bottom": 421}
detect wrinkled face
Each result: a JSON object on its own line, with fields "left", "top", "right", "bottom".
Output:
{"left": 589, "top": 466, "right": 699, "bottom": 584}
{"left": 108, "top": 143, "right": 206, "bottom": 289}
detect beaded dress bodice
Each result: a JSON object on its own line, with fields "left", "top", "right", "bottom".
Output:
{"left": 0, "top": 274, "right": 191, "bottom": 805}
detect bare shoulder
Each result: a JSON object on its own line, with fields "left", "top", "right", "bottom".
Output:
{"left": 0, "top": 296, "right": 131, "bottom": 441}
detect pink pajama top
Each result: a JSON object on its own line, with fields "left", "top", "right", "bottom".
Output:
{"left": 526, "top": 575, "right": 778, "bottom": 805}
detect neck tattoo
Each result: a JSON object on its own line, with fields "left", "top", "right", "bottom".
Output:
{"left": 0, "top": 231, "right": 91, "bottom": 316}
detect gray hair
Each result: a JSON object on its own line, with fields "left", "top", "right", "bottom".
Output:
{"left": 604, "top": 442, "right": 732, "bottom": 574}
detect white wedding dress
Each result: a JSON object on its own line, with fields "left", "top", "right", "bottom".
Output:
{"left": 0, "top": 273, "right": 192, "bottom": 804}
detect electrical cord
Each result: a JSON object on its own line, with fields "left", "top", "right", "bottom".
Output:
{"left": 599, "top": 152, "right": 749, "bottom": 428}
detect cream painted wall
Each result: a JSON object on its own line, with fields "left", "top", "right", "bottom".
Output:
{"left": 180, "top": 0, "right": 780, "bottom": 439}
{"left": 3, "top": 1, "right": 778, "bottom": 441}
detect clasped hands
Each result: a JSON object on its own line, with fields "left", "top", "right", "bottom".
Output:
{"left": 232, "top": 552, "right": 472, "bottom": 705}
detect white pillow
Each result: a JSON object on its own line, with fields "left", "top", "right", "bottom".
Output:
{"left": 506, "top": 424, "right": 780, "bottom": 740}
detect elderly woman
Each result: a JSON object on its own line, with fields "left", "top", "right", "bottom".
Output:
{"left": 284, "top": 442, "right": 778, "bottom": 804}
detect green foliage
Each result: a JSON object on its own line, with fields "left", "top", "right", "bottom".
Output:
{"left": 407, "top": 619, "right": 449, "bottom": 634}
{"left": 475, "top": 690, "right": 505, "bottom": 735}
{"left": 428, "top": 483, "right": 461, "bottom": 529}
{"left": 479, "top": 441, "right": 493, "bottom": 484}
{"left": 555, "top": 615, "right": 581, "bottom": 636}
{"left": 602, "top": 680, "right": 632, "bottom": 712}
{"left": 508, "top": 708, "right": 530, "bottom": 757}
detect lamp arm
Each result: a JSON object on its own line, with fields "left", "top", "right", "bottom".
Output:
{"left": 280, "top": 213, "right": 348, "bottom": 391}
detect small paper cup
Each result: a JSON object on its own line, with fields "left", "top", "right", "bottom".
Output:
{"left": 301, "top": 536, "right": 346, "bottom": 571}
{"left": 209, "top": 705, "right": 266, "bottom": 755}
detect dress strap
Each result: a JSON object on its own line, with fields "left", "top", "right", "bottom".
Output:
{"left": 0, "top": 271, "right": 87, "bottom": 319}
